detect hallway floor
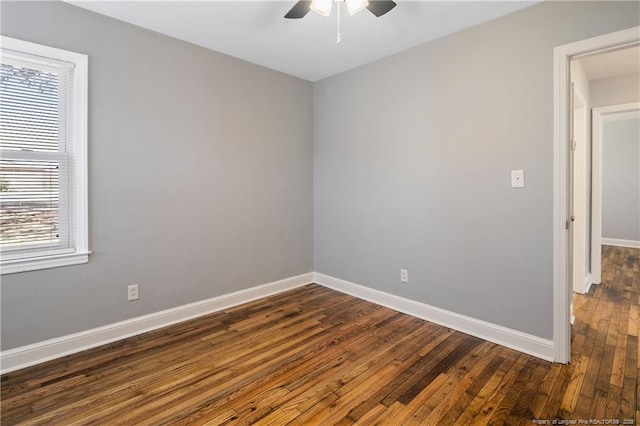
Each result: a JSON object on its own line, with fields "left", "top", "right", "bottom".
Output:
{"left": 566, "top": 245, "right": 639, "bottom": 423}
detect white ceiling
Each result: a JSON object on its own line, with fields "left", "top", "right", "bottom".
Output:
{"left": 579, "top": 44, "right": 640, "bottom": 81}
{"left": 68, "top": 1, "right": 536, "bottom": 81}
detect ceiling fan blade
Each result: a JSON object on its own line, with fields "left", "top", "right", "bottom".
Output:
{"left": 285, "top": 1, "right": 311, "bottom": 19}
{"left": 366, "top": 1, "right": 397, "bottom": 17}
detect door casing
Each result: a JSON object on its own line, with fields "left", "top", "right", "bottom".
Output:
{"left": 553, "top": 26, "right": 640, "bottom": 364}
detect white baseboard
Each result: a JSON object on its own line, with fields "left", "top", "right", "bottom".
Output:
{"left": 1, "top": 270, "right": 557, "bottom": 373}
{"left": 602, "top": 238, "right": 640, "bottom": 248}
{"left": 0, "top": 272, "right": 314, "bottom": 374}
{"left": 313, "top": 272, "right": 554, "bottom": 362}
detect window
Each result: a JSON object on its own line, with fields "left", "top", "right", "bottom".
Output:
{"left": 1, "top": 37, "right": 88, "bottom": 274}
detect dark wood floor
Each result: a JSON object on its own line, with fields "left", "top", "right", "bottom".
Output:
{"left": 1, "top": 245, "right": 638, "bottom": 425}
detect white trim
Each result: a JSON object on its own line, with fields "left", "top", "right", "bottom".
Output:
{"left": 602, "top": 238, "right": 640, "bottom": 249}
{"left": 0, "top": 272, "right": 313, "bottom": 374}
{"left": 583, "top": 272, "right": 592, "bottom": 294}
{"left": 553, "top": 39, "right": 572, "bottom": 365}
{"left": 1, "top": 36, "right": 87, "bottom": 65}
{"left": 573, "top": 272, "right": 592, "bottom": 295}
{"left": 314, "top": 273, "right": 554, "bottom": 362}
{"left": 592, "top": 102, "right": 640, "bottom": 284}
{"left": 553, "top": 26, "right": 640, "bottom": 365}
{"left": 74, "top": 47, "right": 89, "bottom": 257}
{"left": 1, "top": 251, "right": 90, "bottom": 275}
{"left": 1, "top": 270, "right": 558, "bottom": 373}
{"left": 0, "top": 36, "right": 89, "bottom": 275}
{"left": 591, "top": 107, "right": 604, "bottom": 285}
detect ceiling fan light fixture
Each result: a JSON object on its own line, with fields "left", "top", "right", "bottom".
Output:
{"left": 310, "top": 0, "right": 333, "bottom": 17}
{"left": 345, "top": 0, "right": 369, "bottom": 15}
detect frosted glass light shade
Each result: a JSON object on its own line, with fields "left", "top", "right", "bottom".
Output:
{"left": 346, "top": 0, "right": 369, "bottom": 15}
{"left": 310, "top": 0, "right": 333, "bottom": 16}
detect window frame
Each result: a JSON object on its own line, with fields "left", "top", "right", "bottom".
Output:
{"left": 1, "top": 36, "right": 89, "bottom": 274}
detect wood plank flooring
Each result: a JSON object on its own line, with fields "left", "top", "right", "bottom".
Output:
{"left": 1, "top": 245, "right": 638, "bottom": 425}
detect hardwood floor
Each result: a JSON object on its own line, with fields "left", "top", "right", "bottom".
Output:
{"left": 1, "top": 246, "right": 638, "bottom": 425}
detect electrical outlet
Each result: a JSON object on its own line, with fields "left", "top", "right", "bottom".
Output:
{"left": 400, "top": 269, "right": 408, "bottom": 283}
{"left": 511, "top": 170, "right": 525, "bottom": 188}
{"left": 128, "top": 284, "right": 139, "bottom": 301}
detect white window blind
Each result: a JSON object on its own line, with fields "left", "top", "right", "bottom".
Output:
{"left": 0, "top": 37, "right": 88, "bottom": 274}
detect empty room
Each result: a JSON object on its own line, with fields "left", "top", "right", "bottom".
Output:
{"left": 1, "top": 1, "right": 639, "bottom": 424}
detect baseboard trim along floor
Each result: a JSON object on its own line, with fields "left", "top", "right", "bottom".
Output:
{"left": 602, "top": 238, "right": 640, "bottom": 249}
{"left": 0, "top": 272, "right": 314, "bottom": 374}
{"left": 313, "top": 273, "right": 554, "bottom": 362}
{"left": 1, "top": 271, "right": 554, "bottom": 373}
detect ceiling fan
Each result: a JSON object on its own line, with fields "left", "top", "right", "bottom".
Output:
{"left": 285, "top": 0, "right": 397, "bottom": 19}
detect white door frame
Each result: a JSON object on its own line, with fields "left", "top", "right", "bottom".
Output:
{"left": 591, "top": 102, "right": 640, "bottom": 285}
{"left": 553, "top": 26, "right": 640, "bottom": 364}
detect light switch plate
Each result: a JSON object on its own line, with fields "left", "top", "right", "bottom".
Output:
{"left": 511, "top": 170, "right": 525, "bottom": 188}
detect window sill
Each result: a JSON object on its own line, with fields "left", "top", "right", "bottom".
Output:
{"left": 1, "top": 251, "right": 90, "bottom": 275}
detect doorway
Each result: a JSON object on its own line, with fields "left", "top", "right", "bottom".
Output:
{"left": 553, "top": 26, "right": 640, "bottom": 364}
{"left": 591, "top": 103, "right": 640, "bottom": 284}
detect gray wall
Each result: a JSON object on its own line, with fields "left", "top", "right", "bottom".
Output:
{"left": 591, "top": 73, "right": 640, "bottom": 108}
{"left": 602, "top": 115, "right": 640, "bottom": 241}
{"left": 314, "top": 1, "right": 639, "bottom": 339}
{"left": 0, "top": 1, "right": 313, "bottom": 350}
{"left": 2, "top": 1, "right": 638, "bottom": 351}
